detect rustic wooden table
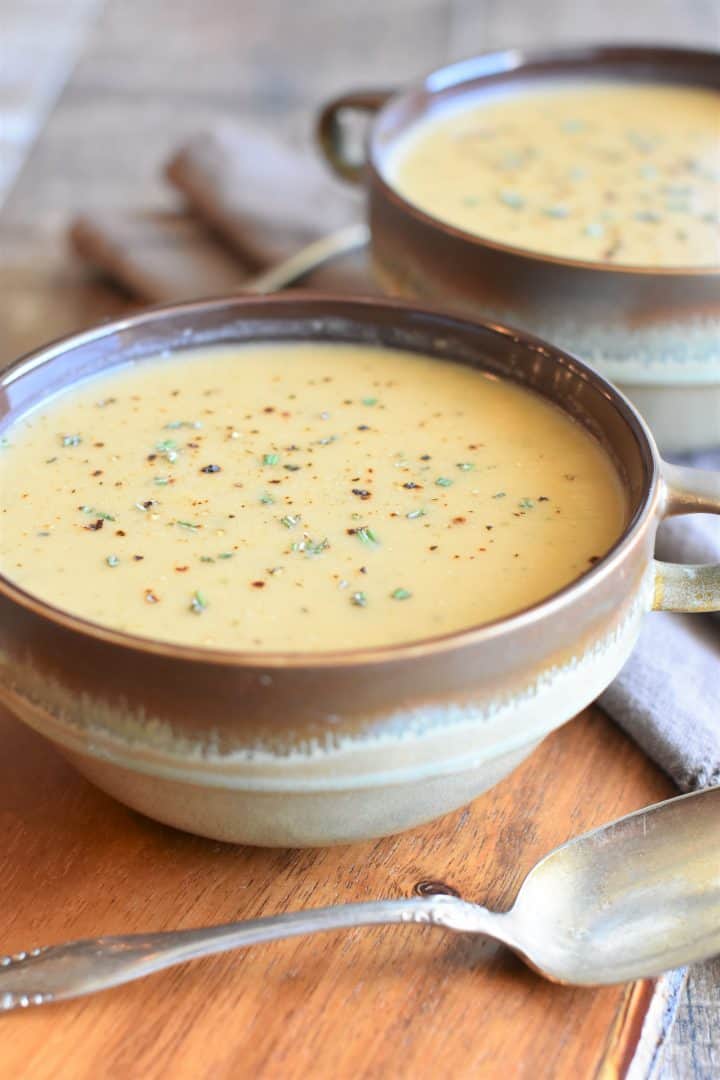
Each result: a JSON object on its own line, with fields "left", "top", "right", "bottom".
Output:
{"left": 1, "top": 2, "right": 718, "bottom": 1077}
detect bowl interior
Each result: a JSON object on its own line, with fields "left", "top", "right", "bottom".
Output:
{"left": 370, "top": 45, "right": 720, "bottom": 273}
{"left": 0, "top": 294, "right": 655, "bottom": 531}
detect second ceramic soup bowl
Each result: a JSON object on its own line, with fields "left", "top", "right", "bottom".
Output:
{"left": 318, "top": 45, "right": 720, "bottom": 453}
{"left": 0, "top": 295, "right": 718, "bottom": 846}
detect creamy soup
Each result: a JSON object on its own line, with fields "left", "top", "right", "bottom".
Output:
{"left": 388, "top": 81, "right": 720, "bottom": 267}
{"left": 0, "top": 343, "right": 627, "bottom": 651}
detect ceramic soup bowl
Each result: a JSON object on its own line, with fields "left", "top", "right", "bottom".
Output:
{"left": 318, "top": 45, "right": 720, "bottom": 453}
{"left": 1, "top": 295, "right": 718, "bottom": 847}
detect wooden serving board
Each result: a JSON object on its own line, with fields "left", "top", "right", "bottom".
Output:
{"left": 0, "top": 703, "right": 674, "bottom": 1079}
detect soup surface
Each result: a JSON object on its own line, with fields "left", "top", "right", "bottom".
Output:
{"left": 388, "top": 80, "right": 720, "bottom": 267}
{"left": 0, "top": 342, "right": 627, "bottom": 651}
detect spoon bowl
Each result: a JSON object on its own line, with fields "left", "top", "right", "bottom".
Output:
{"left": 506, "top": 786, "right": 720, "bottom": 983}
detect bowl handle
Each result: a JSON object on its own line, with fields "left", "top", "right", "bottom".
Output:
{"left": 317, "top": 89, "right": 393, "bottom": 183}
{"left": 653, "top": 462, "right": 720, "bottom": 613}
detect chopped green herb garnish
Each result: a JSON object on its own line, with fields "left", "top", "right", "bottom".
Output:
{"left": 280, "top": 514, "right": 301, "bottom": 529}
{"left": 350, "top": 591, "right": 367, "bottom": 607}
{"left": 542, "top": 204, "right": 569, "bottom": 219}
{"left": 165, "top": 420, "right": 201, "bottom": 429}
{"left": 499, "top": 189, "right": 524, "bottom": 209}
{"left": 306, "top": 538, "right": 330, "bottom": 556}
{"left": 62, "top": 434, "right": 82, "bottom": 447}
{"left": 518, "top": 498, "right": 536, "bottom": 509}
{"left": 406, "top": 508, "right": 427, "bottom": 520}
{"left": 435, "top": 477, "right": 453, "bottom": 488}
{"left": 361, "top": 397, "right": 378, "bottom": 406}
{"left": 106, "top": 554, "right": 120, "bottom": 567}
{"left": 155, "top": 438, "right": 178, "bottom": 463}
{"left": 262, "top": 452, "right": 279, "bottom": 466}
{"left": 259, "top": 492, "right": 275, "bottom": 505}
{"left": 154, "top": 476, "right": 171, "bottom": 486}
{"left": 355, "top": 526, "right": 379, "bottom": 546}
{"left": 190, "top": 590, "right": 207, "bottom": 615}
{"left": 0, "top": 437, "right": 11, "bottom": 449}
{"left": 217, "top": 552, "right": 234, "bottom": 560}
{"left": 634, "top": 210, "right": 662, "bottom": 223}
{"left": 45, "top": 457, "right": 58, "bottom": 464}
{"left": 80, "top": 506, "right": 115, "bottom": 521}
{"left": 456, "top": 462, "right": 475, "bottom": 471}
{"left": 391, "top": 587, "right": 412, "bottom": 601}
{"left": 177, "top": 520, "right": 200, "bottom": 531}
{"left": 493, "top": 491, "right": 507, "bottom": 499}
{"left": 200, "top": 555, "right": 215, "bottom": 563}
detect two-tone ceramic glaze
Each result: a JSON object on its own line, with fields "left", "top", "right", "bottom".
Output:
{"left": 318, "top": 45, "right": 720, "bottom": 453}
{"left": 1, "top": 295, "right": 718, "bottom": 846}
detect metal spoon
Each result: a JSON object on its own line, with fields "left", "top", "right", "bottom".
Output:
{"left": 243, "top": 222, "right": 369, "bottom": 293}
{"left": 2, "top": 787, "right": 718, "bottom": 1010}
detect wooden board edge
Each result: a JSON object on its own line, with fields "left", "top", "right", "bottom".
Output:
{"left": 596, "top": 969, "right": 689, "bottom": 1080}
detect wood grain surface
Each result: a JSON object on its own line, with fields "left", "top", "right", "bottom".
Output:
{"left": 0, "top": 704, "right": 673, "bottom": 1080}
{"left": 1, "top": 1, "right": 718, "bottom": 1077}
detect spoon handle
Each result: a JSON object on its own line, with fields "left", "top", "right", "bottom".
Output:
{"left": 0, "top": 895, "right": 500, "bottom": 1011}
{"left": 244, "top": 223, "right": 369, "bottom": 293}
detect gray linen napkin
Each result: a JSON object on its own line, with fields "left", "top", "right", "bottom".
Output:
{"left": 69, "top": 124, "right": 720, "bottom": 793}
{"left": 599, "top": 451, "right": 720, "bottom": 791}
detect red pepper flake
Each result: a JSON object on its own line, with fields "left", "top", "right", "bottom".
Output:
{"left": 92, "top": 469, "right": 103, "bottom": 477}
{"left": 403, "top": 482, "right": 422, "bottom": 490}
{"left": 263, "top": 406, "right": 276, "bottom": 413}
{"left": 352, "top": 488, "right": 372, "bottom": 500}
{"left": 429, "top": 545, "right": 438, "bottom": 551}
{"left": 175, "top": 566, "right": 190, "bottom": 573}
{"left": 452, "top": 516, "right": 467, "bottom": 525}
{"left": 84, "top": 519, "right": 104, "bottom": 531}
{"left": 133, "top": 555, "right": 144, "bottom": 561}
{"left": 116, "top": 529, "right": 126, "bottom": 537}
{"left": 144, "top": 589, "right": 160, "bottom": 603}
{"left": 251, "top": 580, "right": 266, "bottom": 588}
{"left": 200, "top": 464, "right": 222, "bottom": 474}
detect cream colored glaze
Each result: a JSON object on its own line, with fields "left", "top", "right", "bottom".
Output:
{"left": 0, "top": 342, "right": 627, "bottom": 651}
{"left": 388, "top": 80, "right": 720, "bottom": 267}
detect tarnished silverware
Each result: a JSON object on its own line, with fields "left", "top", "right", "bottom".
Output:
{"left": 244, "top": 223, "right": 369, "bottom": 292}
{"left": 2, "top": 786, "right": 718, "bottom": 1010}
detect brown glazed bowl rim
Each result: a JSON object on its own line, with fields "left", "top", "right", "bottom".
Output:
{"left": 0, "top": 292, "right": 660, "bottom": 669}
{"left": 367, "top": 43, "right": 720, "bottom": 278}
